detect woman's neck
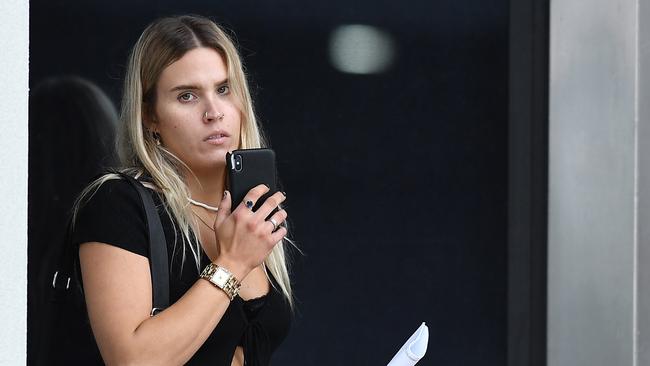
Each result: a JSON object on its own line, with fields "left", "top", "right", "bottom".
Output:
{"left": 185, "top": 167, "right": 226, "bottom": 208}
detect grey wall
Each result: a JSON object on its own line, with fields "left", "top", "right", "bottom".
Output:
{"left": 548, "top": 0, "right": 640, "bottom": 365}
{"left": 638, "top": 0, "right": 650, "bottom": 364}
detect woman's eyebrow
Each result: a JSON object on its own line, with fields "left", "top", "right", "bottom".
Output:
{"left": 169, "top": 84, "right": 199, "bottom": 92}
{"left": 169, "top": 79, "right": 229, "bottom": 92}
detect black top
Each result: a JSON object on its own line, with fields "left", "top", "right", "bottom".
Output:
{"left": 72, "top": 179, "right": 292, "bottom": 365}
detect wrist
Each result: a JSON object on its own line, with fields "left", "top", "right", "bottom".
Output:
{"left": 212, "top": 259, "right": 249, "bottom": 282}
{"left": 200, "top": 263, "right": 241, "bottom": 301}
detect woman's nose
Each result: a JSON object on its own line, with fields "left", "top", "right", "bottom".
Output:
{"left": 202, "top": 98, "right": 225, "bottom": 123}
{"left": 202, "top": 110, "right": 225, "bottom": 122}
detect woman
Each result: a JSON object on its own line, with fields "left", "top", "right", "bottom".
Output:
{"left": 72, "top": 15, "right": 293, "bottom": 365}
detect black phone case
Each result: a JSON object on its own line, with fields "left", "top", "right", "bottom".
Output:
{"left": 226, "top": 148, "right": 278, "bottom": 212}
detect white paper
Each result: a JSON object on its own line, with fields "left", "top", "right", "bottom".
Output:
{"left": 387, "top": 322, "right": 429, "bottom": 366}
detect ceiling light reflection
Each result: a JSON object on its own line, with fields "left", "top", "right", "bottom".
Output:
{"left": 329, "top": 24, "right": 395, "bottom": 75}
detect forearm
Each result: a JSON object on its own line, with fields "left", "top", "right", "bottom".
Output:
{"left": 125, "top": 280, "right": 229, "bottom": 365}
{"left": 95, "top": 262, "right": 247, "bottom": 366}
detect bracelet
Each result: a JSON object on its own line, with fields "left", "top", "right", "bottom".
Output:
{"left": 200, "top": 263, "right": 241, "bottom": 301}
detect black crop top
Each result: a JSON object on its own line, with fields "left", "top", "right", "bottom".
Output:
{"left": 72, "top": 178, "right": 292, "bottom": 365}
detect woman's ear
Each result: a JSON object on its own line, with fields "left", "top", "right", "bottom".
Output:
{"left": 143, "top": 116, "right": 157, "bottom": 130}
{"left": 141, "top": 104, "right": 157, "bottom": 130}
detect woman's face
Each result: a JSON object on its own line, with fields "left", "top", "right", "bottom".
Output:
{"left": 151, "top": 47, "right": 241, "bottom": 174}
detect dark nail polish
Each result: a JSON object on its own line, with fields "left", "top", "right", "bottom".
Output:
{"left": 223, "top": 191, "right": 228, "bottom": 197}
{"left": 282, "top": 191, "right": 287, "bottom": 196}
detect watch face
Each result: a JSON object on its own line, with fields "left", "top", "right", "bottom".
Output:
{"left": 212, "top": 268, "right": 230, "bottom": 287}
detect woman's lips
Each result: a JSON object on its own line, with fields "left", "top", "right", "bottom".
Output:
{"left": 205, "top": 133, "right": 228, "bottom": 145}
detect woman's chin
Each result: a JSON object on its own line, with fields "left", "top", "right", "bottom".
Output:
{"left": 179, "top": 155, "right": 226, "bottom": 175}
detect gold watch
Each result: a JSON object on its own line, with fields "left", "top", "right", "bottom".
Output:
{"left": 200, "top": 263, "right": 241, "bottom": 301}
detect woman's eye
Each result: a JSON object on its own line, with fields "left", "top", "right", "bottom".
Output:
{"left": 217, "top": 85, "right": 230, "bottom": 95}
{"left": 178, "top": 92, "right": 196, "bottom": 102}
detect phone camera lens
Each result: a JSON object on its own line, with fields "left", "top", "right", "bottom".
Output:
{"left": 234, "top": 155, "right": 243, "bottom": 172}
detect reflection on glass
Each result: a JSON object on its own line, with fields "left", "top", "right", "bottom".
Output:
{"left": 329, "top": 24, "right": 395, "bottom": 74}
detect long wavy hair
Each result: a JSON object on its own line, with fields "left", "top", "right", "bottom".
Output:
{"left": 74, "top": 15, "right": 295, "bottom": 307}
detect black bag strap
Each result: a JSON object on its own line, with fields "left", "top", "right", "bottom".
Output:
{"left": 51, "top": 172, "right": 169, "bottom": 314}
{"left": 119, "top": 174, "right": 169, "bottom": 315}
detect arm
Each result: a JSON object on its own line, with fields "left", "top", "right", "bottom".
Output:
{"left": 80, "top": 243, "right": 234, "bottom": 365}
{"left": 79, "top": 186, "right": 288, "bottom": 365}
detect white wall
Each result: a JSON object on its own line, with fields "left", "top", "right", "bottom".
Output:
{"left": 0, "top": 0, "right": 29, "bottom": 364}
{"left": 548, "top": 0, "right": 642, "bottom": 365}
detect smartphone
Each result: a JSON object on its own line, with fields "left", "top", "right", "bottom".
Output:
{"left": 226, "top": 148, "right": 278, "bottom": 212}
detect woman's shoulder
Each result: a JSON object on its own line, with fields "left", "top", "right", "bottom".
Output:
{"left": 78, "top": 171, "right": 162, "bottom": 209}
{"left": 73, "top": 173, "right": 150, "bottom": 257}
{"left": 90, "top": 174, "right": 136, "bottom": 193}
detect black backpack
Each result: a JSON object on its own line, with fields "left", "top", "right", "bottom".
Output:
{"left": 33, "top": 173, "right": 169, "bottom": 365}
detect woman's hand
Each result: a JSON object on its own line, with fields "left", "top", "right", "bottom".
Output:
{"left": 213, "top": 184, "right": 287, "bottom": 279}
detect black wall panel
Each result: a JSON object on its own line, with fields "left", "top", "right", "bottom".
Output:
{"left": 29, "top": 1, "right": 509, "bottom": 364}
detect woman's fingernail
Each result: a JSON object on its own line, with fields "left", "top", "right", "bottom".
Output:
{"left": 223, "top": 190, "right": 229, "bottom": 198}
{"left": 282, "top": 191, "right": 287, "bottom": 196}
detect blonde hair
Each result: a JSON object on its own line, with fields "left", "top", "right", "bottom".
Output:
{"left": 76, "top": 15, "right": 295, "bottom": 308}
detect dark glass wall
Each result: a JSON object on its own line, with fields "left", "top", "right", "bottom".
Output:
{"left": 29, "top": 1, "right": 509, "bottom": 364}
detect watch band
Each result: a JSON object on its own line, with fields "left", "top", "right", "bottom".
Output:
{"left": 200, "top": 263, "right": 241, "bottom": 301}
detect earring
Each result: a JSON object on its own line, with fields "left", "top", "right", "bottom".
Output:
{"left": 152, "top": 131, "right": 162, "bottom": 146}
